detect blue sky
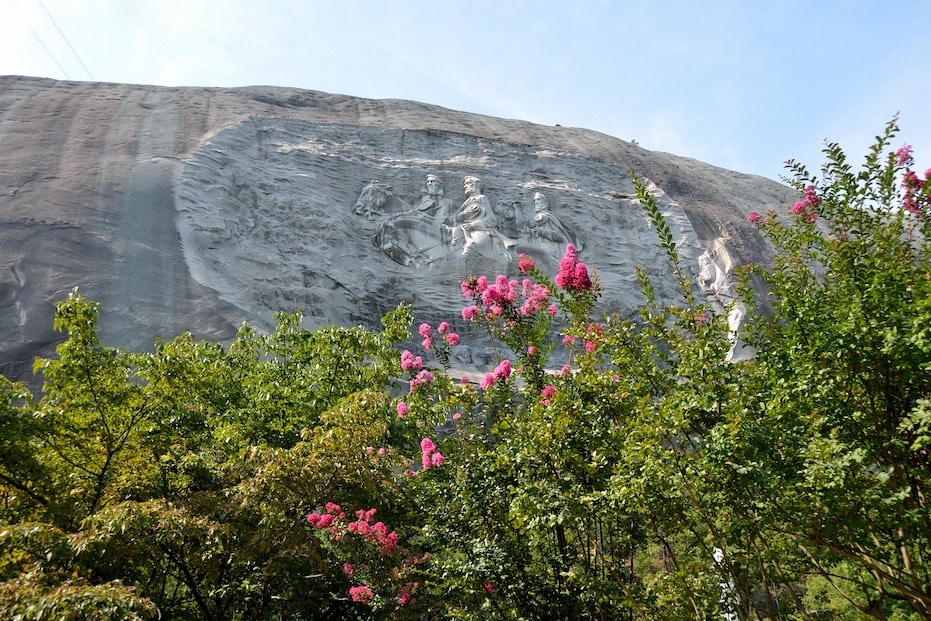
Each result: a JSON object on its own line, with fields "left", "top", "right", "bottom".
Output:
{"left": 2, "top": 0, "right": 928, "bottom": 183}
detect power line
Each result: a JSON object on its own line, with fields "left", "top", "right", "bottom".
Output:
{"left": 36, "top": 0, "right": 94, "bottom": 80}
{"left": 5, "top": 0, "right": 73, "bottom": 78}
{"left": 28, "top": 23, "right": 72, "bottom": 79}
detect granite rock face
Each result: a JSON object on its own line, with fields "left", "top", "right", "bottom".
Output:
{"left": 0, "top": 76, "right": 794, "bottom": 383}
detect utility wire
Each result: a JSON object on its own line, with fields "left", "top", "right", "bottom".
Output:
{"left": 28, "top": 22, "right": 72, "bottom": 79}
{"left": 6, "top": 0, "right": 73, "bottom": 78}
{"left": 36, "top": 0, "right": 94, "bottom": 80}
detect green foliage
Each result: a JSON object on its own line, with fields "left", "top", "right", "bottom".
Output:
{"left": 0, "top": 121, "right": 929, "bottom": 619}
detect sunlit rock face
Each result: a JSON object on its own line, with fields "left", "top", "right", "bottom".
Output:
{"left": 0, "top": 76, "right": 793, "bottom": 382}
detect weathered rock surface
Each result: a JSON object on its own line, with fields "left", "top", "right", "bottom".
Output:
{"left": 0, "top": 76, "right": 794, "bottom": 383}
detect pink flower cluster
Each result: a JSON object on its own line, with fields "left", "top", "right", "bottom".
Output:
{"left": 747, "top": 211, "right": 762, "bottom": 224}
{"left": 409, "top": 369, "right": 435, "bottom": 392}
{"left": 418, "top": 321, "right": 460, "bottom": 350}
{"left": 401, "top": 349, "right": 423, "bottom": 372}
{"left": 480, "top": 359, "right": 512, "bottom": 390}
{"left": 583, "top": 322, "right": 603, "bottom": 354}
{"left": 349, "top": 585, "right": 373, "bottom": 604}
{"left": 461, "top": 273, "right": 554, "bottom": 324}
{"left": 483, "top": 275, "right": 519, "bottom": 317}
{"left": 418, "top": 323, "right": 433, "bottom": 350}
{"left": 346, "top": 507, "right": 400, "bottom": 553}
{"left": 397, "top": 401, "right": 410, "bottom": 418}
{"left": 420, "top": 437, "right": 445, "bottom": 469}
{"left": 555, "top": 244, "right": 593, "bottom": 291}
{"left": 306, "top": 501, "right": 347, "bottom": 531}
{"left": 896, "top": 144, "right": 914, "bottom": 167}
{"left": 902, "top": 167, "right": 931, "bottom": 214}
{"left": 790, "top": 185, "right": 819, "bottom": 223}
{"left": 519, "top": 279, "right": 551, "bottom": 316}
{"left": 436, "top": 321, "right": 460, "bottom": 346}
{"left": 517, "top": 253, "right": 535, "bottom": 273}
{"left": 541, "top": 384, "right": 556, "bottom": 406}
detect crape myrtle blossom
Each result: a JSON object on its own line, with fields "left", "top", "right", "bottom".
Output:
{"left": 306, "top": 501, "right": 347, "bottom": 530}
{"left": 409, "top": 369, "right": 435, "bottom": 391}
{"left": 902, "top": 167, "right": 931, "bottom": 214}
{"left": 517, "top": 253, "right": 535, "bottom": 273}
{"left": 349, "top": 585, "right": 373, "bottom": 604}
{"left": 789, "top": 185, "right": 819, "bottom": 223}
{"left": 480, "top": 359, "right": 512, "bottom": 390}
{"left": 419, "top": 323, "right": 433, "bottom": 350}
{"left": 461, "top": 276, "right": 552, "bottom": 324}
{"left": 554, "top": 244, "right": 592, "bottom": 291}
{"left": 434, "top": 321, "right": 460, "bottom": 347}
{"left": 420, "top": 437, "right": 445, "bottom": 470}
{"left": 400, "top": 350, "right": 423, "bottom": 372}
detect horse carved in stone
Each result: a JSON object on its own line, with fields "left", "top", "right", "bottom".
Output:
{"left": 352, "top": 181, "right": 413, "bottom": 220}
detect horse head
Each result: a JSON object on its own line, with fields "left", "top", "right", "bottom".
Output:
{"left": 353, "top": 181, "right": 394, "bottom": 220}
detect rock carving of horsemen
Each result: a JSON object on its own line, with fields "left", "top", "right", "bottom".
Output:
{"left": 352, "top": 181, "right": 449, "bottom": 268}
{"left": 352, "top": 181, "right": 413, "bottom": 220}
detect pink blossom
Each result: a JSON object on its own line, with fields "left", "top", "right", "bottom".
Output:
{"left": 316, "top": 513, "right": 335, "bottom": 529}
{"left": 747, "top": 211, "right": 762, "bottom": 224}
{"left": 494, "top": 359, "right": 512, "bottom": 380}
{"left": 397, "top": 401, "right": 410, "bottom": 418}
{"left": 517, "top": 253, "right": 535, "bottom": 273}
{"left": 541, "top": 384, "right": 556, "bottom": 406}
{"left": 584, "top": 340, "right": 597, "bottom": 354}
{"left": 422, "top": 336, "right": 433, "bottom": 350}
{"left": 356, "top": 508, "right": 377, "bottom": 521}
{"left": 365, "top": 446, "right": 374, "bottom": 454}
{"left": 398, "top": 592, "right": 412, "bottom": 606}
{"left": 896, "top": 144, "right": 913, "bottom": 166}
{"left": 409, "top": 369, "right": 435, "bottom": 391}
{"left": 325, "top": 502, "right": 344, "bottom": 516}
{"left": 437, "top": 321, "right": 450, "bottom": 334}
{"left": 377, "top": 447, "right": 386, "bottom": 456}
{"left": 695, "top": 311, "right": 709, "bottom": 324}
{"left": 349, "top": 585, "right": 373, "bottom": 604}
{"left": 562, "top": 334, "right": 576, "bottom": 346}
{"left": 480, "top": 373, "right": 495, "bottom": 390}
{"left": 444, "top": 332, "right": 460, "bottom": 346}
{"left": 420, "top": 436, "right": 445, "bottom": 469}
{"left": 462, "top": 305, "right": 481, "bottom": 321}
{"left": 527, "top": 345, "right": 537, "bottom": 356}
{"left": 790, "top": 185, "right": 819, "bottom": 222}
{"left": 547, "top": 304, "right": 557, "bottom": 316}
{"left": 519, "top": 280, "right": 551, "bottom": 316}
{"left": 419, "top": 323, "right": 432, "bottom": 338}
{"left": 306, "top": 512, "right": 322, "bottom": 526}
{"left": 379, "top": 530, "right": 399, "bottom": 553}
{"left": 343, "top": 562, "right": 354, "bottom": 576}
{"left": 803, "top": 185, "right": 820, "bottom": 208}
{"left": 555, "top": 244, "right": 593, "bottom": 291}
{"left": 452, "top": 412, "right": 462, "bottom": 421}
{"left": 400, "top": 350, "right": 423, "bottom": 371}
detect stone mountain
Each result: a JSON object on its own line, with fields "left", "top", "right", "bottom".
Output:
{"left": 0, "top": 76, "right": 794, "bottom": 384}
